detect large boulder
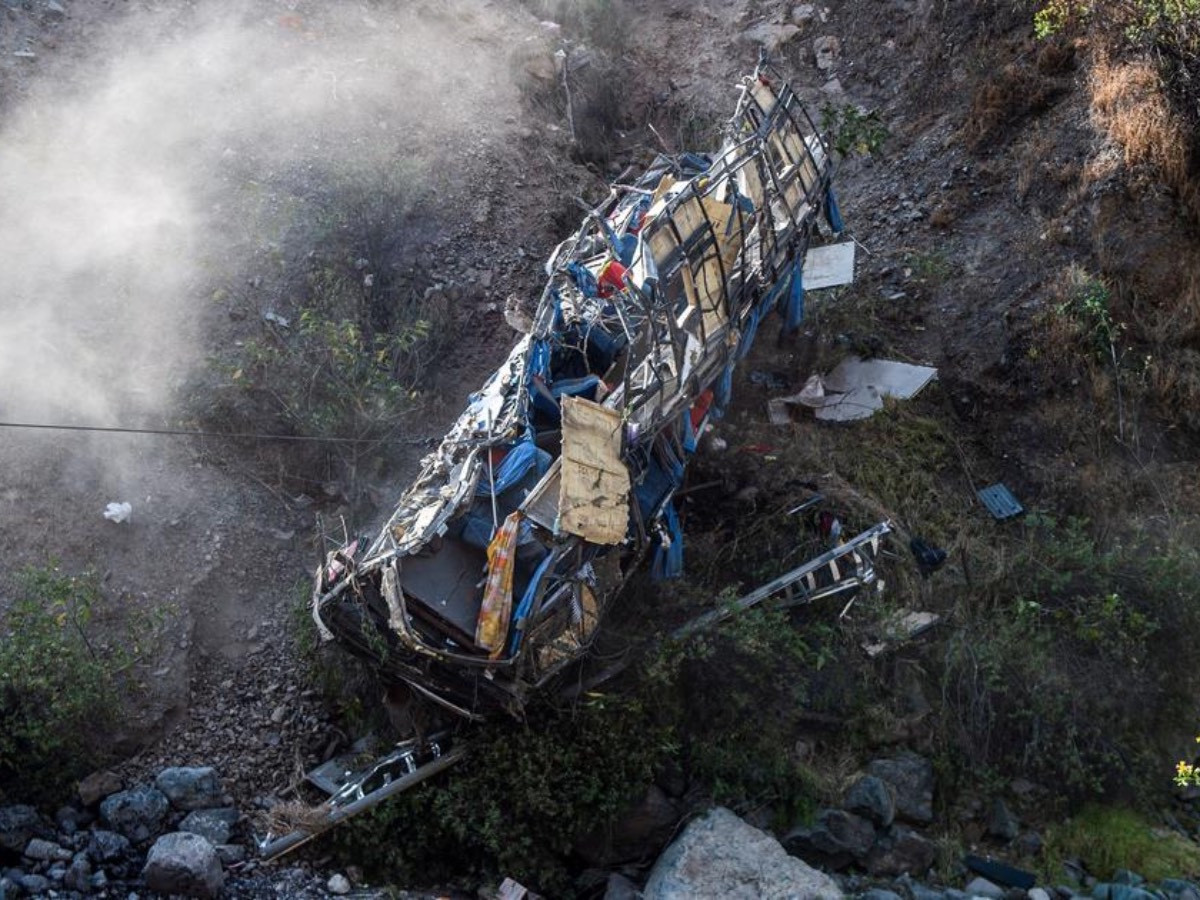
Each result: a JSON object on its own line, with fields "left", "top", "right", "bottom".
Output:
{"left": 0, "top": 805, "right": 42, "bottom": 853}
{"left": 142, "top": 832, "right": 225, "bottom": 899}
{"left": 100, "top": 785, "right": 169, "bottom": 843}
{"left": 644, "top": 806, "right": 843, "bottom": 900}
{"left": 155, "top": 767, "right": 224, "bottom": 811}
{"left": 867, "top": 753, "right": 935, "bottom": 824}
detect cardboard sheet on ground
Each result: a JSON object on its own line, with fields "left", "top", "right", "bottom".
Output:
{"left": 802, "top": 241, "right": 856, "bottom": 290}
{"left": 767, "top": 356, "right": 937, "bottom": 424}
{"left": 558, "top": 397, "right": 631, "bottom": 545}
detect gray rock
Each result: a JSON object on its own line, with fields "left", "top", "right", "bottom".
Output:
{"left": 1160, "top": 880, "right": 1200, "bottom": 900}
{"left": 17, "top": 872, "right": 49, "bottom": 893}
{"left": 24, "top": 837, "right": 71, "bottom": 861}
{"left": 1028, "top": 889, "right": 1053, "bottom": 900}
{"left": 867, "top": 754, "right": 935, "bottom": 824}
{"left": 100, "top": 785, "right": 169, "bottom": 843}
{"left": 784, "top": 808, "right": 876, "bottom": 865}
{"left": 87, "top": 829, "right": 131, "bottom": 863}
{"left": 1016, "top": 830, "right": 1044, "bottom": 857}
{"left": 864, "top": 825, "right": 937, "bottom": 877}
{"left": 143, "top": 832, "right": 224, "bottom": 899}
{"left": 1113, "top": 871, "right": 1145, "bottom": 887}
{"left": 327, "top": 873, "right": 352, "bottom": 894}
{"left": 78, "top": 770, "right": 123, "bottom": 807}
{"left": 987, "top": 799, "right": 1020, "bottom": 842}
{"left": 215, "top": 844, "right": 245, "bottom": 865}
{"left": 64, "top": 853, "right": 91, "bottom": 893}
{"left": 846, "top": 775, "right": 896, "bottom": 828}
{"left": 813, "top": 35, "right": 841, "bottom": 71}
{"left": 179, "top": 808, "right": 238, "bottom": 846}
{"left": 862, "top": 890, "right": 903, "bottom": 900}
{"left": 743, "top": 22, "right": 801, "bottom": 54}
{"left": 899, "top": 874, "right": 946, "bottom": 900}
{"left": 0, "top": 806, "right": 42, "bottom": 853}
{"left": 643, "top": 806, "right": 843, "bottom": 899}
{"left": 605, "top": 872, "right": 640, "bottom": 900}
{"left": 155, "top": 767, "right": 224, "bottom": 811}
{"left": 54, "top": 806, "right": 80, "bottom": 837}
{"left": 1093, "top": 886, "right": 1158, "bottom": 900}
{"left": 792, "top": 4, "right": 816, "bottom": 26}
{"left": 964, "top": 877, "right": 1005, "bottom": 899}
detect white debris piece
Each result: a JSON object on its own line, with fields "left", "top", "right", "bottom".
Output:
{"left": 822, "top": 355, "right": 937, "bottom": 400}
{"left": 768, "top": 358, "right": 937, "bottom": 424}
{"left": 263, "top": 311, "right": 290, "bottom": 328}
{"left": 802, "top": 241, "right": 856, "bottom": 289}
{"left": 103, "top": 502, "right": 132, "bottom": 523}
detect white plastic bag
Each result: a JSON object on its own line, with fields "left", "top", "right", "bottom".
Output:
{"left": 103, "top": 501, "right": 132, "bottom": 523}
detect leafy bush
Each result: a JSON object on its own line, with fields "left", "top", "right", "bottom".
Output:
{"left": 0, "top": 567, "right": 126, "bottom": 802}
{"left": 939, "top": 513, "right": 1200, "bottom": 801}
{"left": 330, "top": 694, "right": 671, "bottom": 896}
{"left": 200, "top": 163, "right": 450, "bottom": 492}
{"left": 821, "top": 103, "right": 890, "bottom": 157}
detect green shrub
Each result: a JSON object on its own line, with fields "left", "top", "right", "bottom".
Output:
{"left": 820, "top": 103, "right": 890, "bottom": 157}
{"left": 0, "top": 567, "right": 127, "bottom": 802}
{"left": 331, "top": 694, "right": 671, "bottom": 896}
{"left": 939, "top": 513, "right": 1200, "bottom": 801}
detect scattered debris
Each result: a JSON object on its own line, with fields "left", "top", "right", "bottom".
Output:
{"left": 768, "top": 356, "right": 937, "bottom": 424}
{"left": 803, "top": 241, "right": 856, "bottom": 289}
{"left": 977, "top": 483, "right": 1024, "bottom": 520}
{"left": 863, "top": 609, "right": 940, "bottom": 657}
{"left": 909, "top": 536, "right": 947, "bottom": 578}
{"left": 262, "top": 311, "right": 290, "bottom": 328}
{"left": 963, "top": 854, "right": 1037, "bottom": 890}
{"left": 103, "top": 501, "right": 132, "bottom": 523}
{"left": 750, "top": 369, "right": 790, "bottom": 390}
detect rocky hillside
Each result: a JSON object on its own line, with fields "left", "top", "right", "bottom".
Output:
{"left": 2, "top": 0, "right": 1200, "bottom": 897}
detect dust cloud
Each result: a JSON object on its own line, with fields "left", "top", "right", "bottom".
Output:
{"left": 0, "top": 0, "right": 523, "bottom": 430}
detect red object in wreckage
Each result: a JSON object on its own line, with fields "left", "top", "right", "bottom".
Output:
{"left": 597, "top": 259, "right": 628, "bottom": 298}
{"left": 690, "top": 390, "right": 715, "bottom": 429}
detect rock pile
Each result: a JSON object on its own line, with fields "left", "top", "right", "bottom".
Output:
{"left": 787, "top": 751, "right": 938, "bottom": 877}
{"left": 0, "top": 764, "right": 382, "bottom": 898}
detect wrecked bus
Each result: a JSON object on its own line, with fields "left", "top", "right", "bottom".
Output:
{"left": 261, "top": 63, "right": 889, "bottom": 857}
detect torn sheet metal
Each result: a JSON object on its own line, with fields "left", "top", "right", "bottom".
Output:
{"left": 863, "top": 609, "right": 941, "bottom": 657}
{"left": 822, "top": 355, "right": 937, "bottom": 399}
{"left": 802, "top": 241, "right": 856, "bottom": 290}
{"left": 770, "top": 356, "right": 937, "bottom": 424}
{"left": 559, "top": 397, "right": 630, "bottom": 545}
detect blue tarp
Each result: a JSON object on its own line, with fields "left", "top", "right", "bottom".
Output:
{"left": 651, "top": 501, "right": 684, "bottom": 580}
{"left": 477, "top": 440, "right": 548, "bottom": 497}
{"left": 531, "top": 374, "right": 602, "bottom": 420}
{"left": 825, "top": 186, "right": 844, "bottom": 234}
{"left": 507, "top": 549, "right": 557, "bottom": 656}
{"left": 783, "top": 259, "right": 805, "bottom": 333}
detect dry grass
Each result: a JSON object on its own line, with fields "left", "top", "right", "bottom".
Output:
{"left": 1090, "top": 55, "right": 1200, "bottom": 216}
{"left": 963, "top": 58, "right": 1071, "bottom": 151}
